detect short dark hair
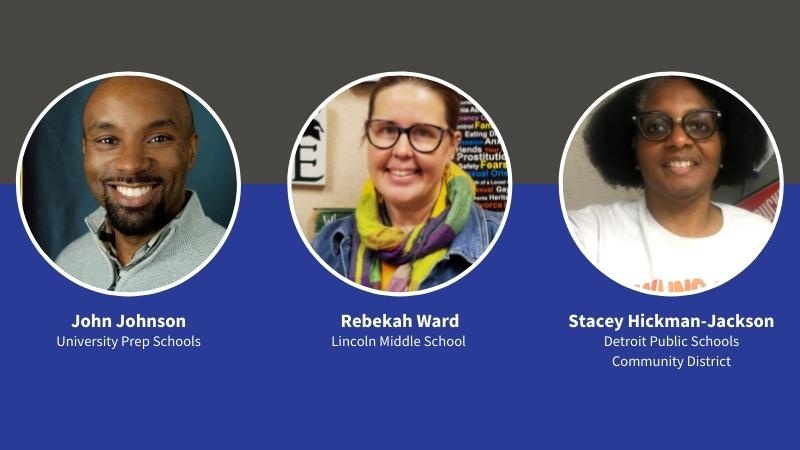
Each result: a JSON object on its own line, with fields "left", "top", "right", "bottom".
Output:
{"left": 367, "top": 76, "right": 461, "bottom": 130}
{"left": 583, "top": 76, "right": 769, "bottom": 188}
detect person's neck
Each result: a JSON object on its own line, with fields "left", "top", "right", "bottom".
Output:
{"left": 112, "top": 230, "right": 157, "bottom": 266}
{"left": 385, "top": 193, "right": 439, "bottom": 232}
{"left": 645, "top": 191, "right": 722, "bottom": 238}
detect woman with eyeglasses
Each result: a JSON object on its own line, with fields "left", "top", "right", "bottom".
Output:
{"left": 313, "top": 76, "right": 502, "bottom": 292}
{"left": 568, "top": 76, "right": 773, "bottom": 294}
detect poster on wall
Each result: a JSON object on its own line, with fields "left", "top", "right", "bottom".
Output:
{"left": 292, "top": 108, "right": 327, "bottom": 185}
{"left": 456, "top": 100, "right": 508, "bottom": 212}
{"left": 737, "top": 180, "right": 780, "bottom": 221}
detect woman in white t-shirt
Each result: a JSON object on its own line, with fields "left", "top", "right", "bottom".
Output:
{"left": 568, "top": 75, "right": 774, "bottom": 295}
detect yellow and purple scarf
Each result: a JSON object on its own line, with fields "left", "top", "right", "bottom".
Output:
{"left": 350, "top": 163, "right": 475, "bottom": 292}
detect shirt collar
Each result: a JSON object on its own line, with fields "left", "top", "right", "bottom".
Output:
{"left": 85, "top": 190, "right": 199, "bottom": 269}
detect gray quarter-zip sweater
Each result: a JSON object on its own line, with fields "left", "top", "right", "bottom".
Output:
{"left": 56, "top": 192, "right": 226, "bottom": 293}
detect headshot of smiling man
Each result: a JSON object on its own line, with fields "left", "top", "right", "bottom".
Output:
{"left": 562, "top": 75, "right": 779, "bottom": 295}
{"left": 21, "top": 75, "right": 237, "bottom": 293}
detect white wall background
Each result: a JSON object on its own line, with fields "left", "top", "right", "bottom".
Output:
{"left": 291, "top": 83, "right": 372, "bottom": 240}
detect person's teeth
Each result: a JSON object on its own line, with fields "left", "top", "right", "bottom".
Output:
{"left": 666, "top": 161, "right": 695, "bottom": 168}
{"left": 117, "top": 186, "right": 153, "bottom": 197}
{"left": 391, "top": 170, "right": 414, "bottom": 176}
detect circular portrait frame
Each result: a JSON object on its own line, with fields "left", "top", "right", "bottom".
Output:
{"left": 559, "top": 71, "right": 783, "bottom": 297}
{"left": 16, "top": 71, "right": 242, "bottom": 297}
{"left": 288, "top": 71, "right": 513, "bottom": 297}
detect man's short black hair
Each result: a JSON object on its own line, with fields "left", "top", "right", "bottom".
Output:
{"left": 583, "top": 76, "right": 769, "bottom": 188}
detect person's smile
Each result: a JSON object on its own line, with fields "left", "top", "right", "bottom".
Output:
{"left": 384, "top": 165, "right": 421, "bottom": 184}
{"left": 105, "top": 181, "right": 161, "bottom": 208}
{"left": 660, "top": 155, "right": 700, "bottom": 175}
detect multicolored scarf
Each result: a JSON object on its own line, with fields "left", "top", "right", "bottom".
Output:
{"left": 350, "top": 162, "right": 475, "bottom": 292}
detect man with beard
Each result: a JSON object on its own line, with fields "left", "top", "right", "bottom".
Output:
{"left": 56, "top": 76, "right": 225, "bottom": 292}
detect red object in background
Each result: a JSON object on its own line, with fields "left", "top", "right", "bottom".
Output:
{"left": 736, "top": 180, "right": 780, "bottom": 221}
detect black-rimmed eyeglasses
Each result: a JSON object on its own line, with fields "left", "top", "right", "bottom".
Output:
{"left": 633, "top": 109, "right": 722, "bottom": 142}
{"left": 365, "top": 120, "right": 452, "bottom": 153}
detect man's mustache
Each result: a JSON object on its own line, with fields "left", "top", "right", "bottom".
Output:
{"left": 101, "top": 175, "right": 164, "bottom": 184}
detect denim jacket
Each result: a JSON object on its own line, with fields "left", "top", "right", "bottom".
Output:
{"left": 312, "top": 203, "right": 502, "bottom": 290}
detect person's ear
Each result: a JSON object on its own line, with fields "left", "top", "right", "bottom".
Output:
{"left": 188, "top": 132, "right": 198, "bottom": 169}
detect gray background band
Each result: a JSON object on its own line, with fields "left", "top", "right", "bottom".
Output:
{"left": 3, "top": 3, "right": 797, "bottom": 183}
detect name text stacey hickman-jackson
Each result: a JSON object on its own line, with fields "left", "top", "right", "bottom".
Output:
{"left": 568, "top": 313, "right": 775, "bottom": 332}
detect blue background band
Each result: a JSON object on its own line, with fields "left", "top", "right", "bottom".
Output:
{"left": 2, "top": 184, "right": 795, "bottom": 448}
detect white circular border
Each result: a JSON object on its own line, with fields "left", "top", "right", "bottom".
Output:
{"left": 558, "top": 71, "right": 784, "bottom": 297}
{"left": 287, "top": 71, "right": 513, "bottom": 297}
{"left": 16, "top": 71, "right": 242, "bottom": 297}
